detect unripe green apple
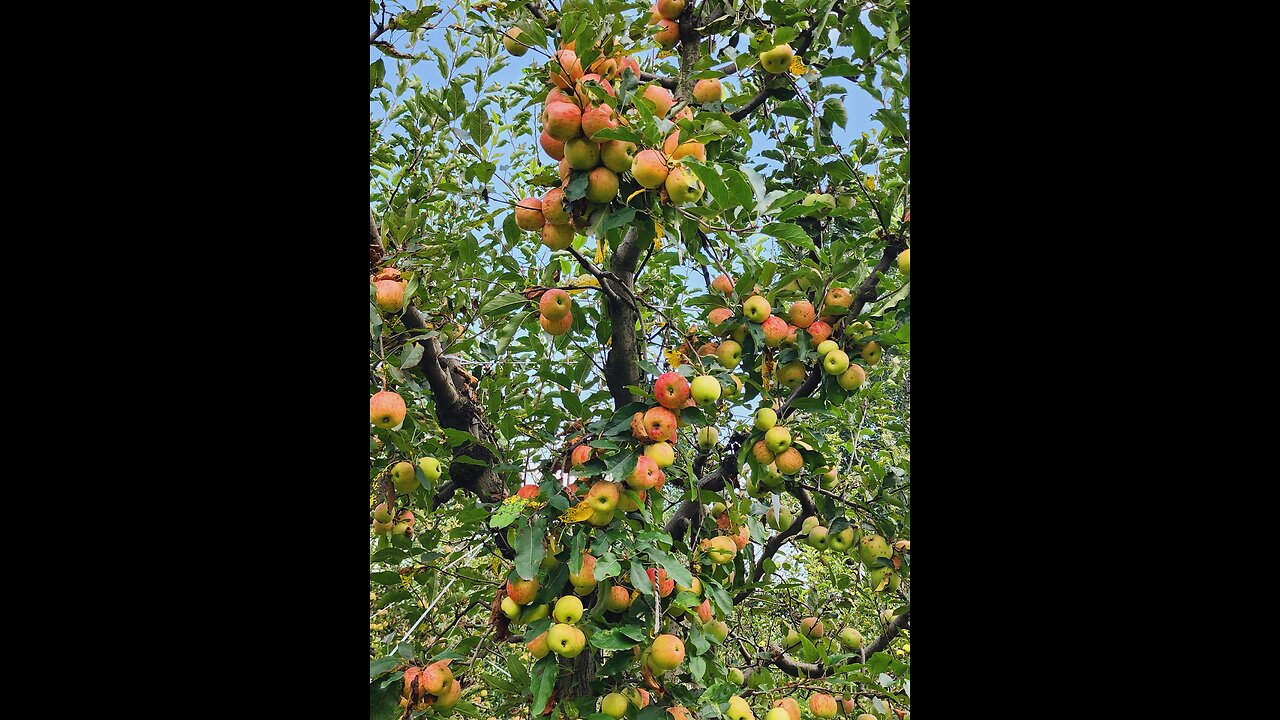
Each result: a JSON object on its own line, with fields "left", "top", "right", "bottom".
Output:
{"left": 717, "top": 339, "right": 743, "bottom": 370}
{"left": 728, "top": 667, "right": 746, "bottom": 685}
{"left": 816, "top": 340, "right": 838, "bottom": 356}
{"left": 823, "top": 349, "right": 850, "bottom": 375}
{"left": 867, "top": 565, "right": 900, "bottom": 592}
{"left": 601, "top": 692, "right": 629, "bottom": 718}
{"left": 761, "top": 462, "right": 783, "bottom": 488}
{"left": 501, "top": 596, "right": 522, "bottom": 621}
{"left": 665, "top": 165, "right": 704, "bottom": 205}
{"left": 838, "top": 195, "right": 855, "bottom": 209}
{"left": 828, "top": 526, "right": 856, "bottom": 552}
{"left": 553, "top": 595, "right": 584, "bottom": 624}
{"left": 698, "top": 426, "right": 719, "bottom": 449}
{"left": 418, "top": 456, "right": 442, "bottom": 481}
{"left": 601, "top": 140, "right": 637, "bottom": 173}
{"left": 547, "top": 623, "right": 587, "bottom": 657}
{"left": 765, "top": 506, "right": 794, "bottom": 531}
{"left": 564, "top": 137, "right": 601, "bottom": 170}
{"left": 727, "top": 695, "right": 754, "bottom": 720}
{"left": 837, "top": 627, "right": 863, "bottom": 650}
{"left": 743, "top": 295, "right": 771, "bottom": 323}
{"left": 759, "top": 43, "right": 794, "bottom": 74}
{"left": 776, "top": 360, "right": 806, "bottom": 389}
{"left": 502, "top": 27, "right": 528, "bottom": 56}
{"left": 784, "top": 628, "right": 801, "bottom": 648}
{"left": 764, "top": 426, "right": 792, "bottom": 454}
{"left": 860, "top": 341, "right": 882, "bottom": 366}
{"left": 690, "top": 375, "right": 722, "bottom": 405}
{"left": 802, "top": 516, "right": 820, "bottom": 533}
{"left": 704, "top": 619, "right": 729, "bottom": 643}
{"left": 807, "top": 525, "right": 830, "bottom": 550}
{"left": 766, "top": 708, "right": 790, "bottom": 720}
{"left": 755, "top": 407, "right": 777, "bottom": 431}
{"left": 859, "top": 534, "right": 892, "bottom": 565}
{"left": 521, "top": 603, "right": 550, "bottom": 624}
{"left": 390, "top": 461, "right": 419, "bottom": 493}
{"left": 802, "top": 193, "right": 836, "bottom": 210}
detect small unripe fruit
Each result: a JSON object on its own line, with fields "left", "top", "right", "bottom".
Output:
{"left": 502, "top": 27, "right": 528, "bottom": 56}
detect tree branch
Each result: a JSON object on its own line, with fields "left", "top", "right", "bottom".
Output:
{"left": 602, "top": 226, "right": 645, "bottom": 409}
{"left": 766, "top": 609, "right": 909, "bottom": 678}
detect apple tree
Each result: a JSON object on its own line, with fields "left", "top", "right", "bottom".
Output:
{"left": 370, "top": 0, "right": 909, "bottom": 718}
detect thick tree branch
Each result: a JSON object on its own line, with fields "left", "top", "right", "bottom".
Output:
{"left": 765, "top": 609, "right": 909, "bottom": 678}
{"left": 602, "top": 226, "right": 645, "bottom": 409}
{"left": 734, "top": 485, "right": 816, "bottom": 603}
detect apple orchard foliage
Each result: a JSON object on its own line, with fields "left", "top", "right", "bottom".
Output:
{"left": 370, "top": 1, "right": 909, "bottom": 719}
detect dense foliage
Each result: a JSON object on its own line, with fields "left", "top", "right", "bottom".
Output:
{"left": 370, "top": 1, "right": 909, "bottom": 718}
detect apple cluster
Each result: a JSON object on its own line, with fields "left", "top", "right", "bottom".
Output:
{"left": 400, "top": 659, "right": 462, "bottom": 713}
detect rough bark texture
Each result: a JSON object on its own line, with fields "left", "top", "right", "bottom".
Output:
{"left": 602, "top": 227, "right": 645, "bottom": 410}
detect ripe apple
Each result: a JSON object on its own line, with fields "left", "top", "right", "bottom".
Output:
{"left": 575, "top": 73, "right": 615, "bottom": 98}
{"left": 858, "top": 534, "right": 892, "bottom": 565}
{"left": 717, "top": 339, "right": 742, "bottom": 370}
{"left": 420, "top": 659, "right": 454, "bottom": 695}
{"left": 860, "top": 341, "right": 882, "bottom": 366}
{"left": 775, "top": 447, "right": 803, "bottom": 475}
{"left": 643, "top": 406, "right": 678, "bottom": 442}
{"left": 541, "top": 187, "right": 570, "bottom": 224}
{"left": 763, "top": 427, "right": 790, "bottom": 454}
{"left": 801, "top": 516, "right": 820, "bottom": 533}
{"left": 657, "top": 0, "right": 686, "bottom": 18}
{"left": 507, "top": 577, "right": 539, "bottom": 605}
{"left": 690, "top": 375, "right": 721, "bottom": 406}
{"left": 697, "top": 426, "right": 719, "bottom": 449}
{"left": 675, "top": 575, "right": 703, "bottom": 596}
{"left": 695, "top": 598, "right": 713, "bottom": 624}
{"left": 372, "top": 518, "right": 393, "bottom": 536}
{"left": 644, "top": 441, "right": 675, "bottom": 468}
{"left": 569, "top": 552, "right": 597, "bottom": 591}
{"left": 727, "top": 695, "right": 754, "bottom": 720}
{"left": 544, "top": 102, "right": 582, "bottom": 140}
{"left": 549, "top": 49, "right": 584, "bottom": 89}
{"left": 759, "top": 43, "right": 794, "bottom": 73}
{"left": 823, "top": 287, "right": 853, "bottom": 314}
{"left": 514, "top": 197, "right": 545, "bottom": 231}
{"left": 603, "top": 585, "right": 633, "bottom": 612}
{"left": 434, "top": 679, "right": 461, "bottom": 710}
{"left": 823, "top": 349, "right": 850, "bottom": 375}
{"left": 564, "top": 137, "right": 600, "bottom": 169}
{"left": 587, "top": 480, "right": 621, "bottom": 512}
{"left": 837, "top": 364, "right": 866, "bottom": 390}
{"left": 816, "top": 340, "right": 838, "bottom": 356}
{"left": 642, "top": 84, "right": 675, "bottom": 118}
{"left": 653, "top": 18, "right": 680, "bottom": 49}
{"left": 712, "top": 274, "right": 735, "bottom": 294}
{"left": 762, "top": 315, "right": 789, "bottom": 347}
{"left": 540, "top": 310, "right": 573, "bottom": 335}
{"left": 528, "top": 631, "right": 550, "bottom": 659}
{"left": 693, "top": 78, "right": 723, "bottom": 103}
{"left": 547, "top": 623, "right": 587, "bottom": 657}
{"left": 632, "top": 149, "right": 669, "bottom": 188}
{"left": 500, "top": 595, "right": 522, "bottom": 620}
{"left": 665, "top": 165, "right": 704, "bottom": 205}
{"left": 600, "top": 140, "right": 636, "bottom": 173}
{"left": 585, "top": 166, "right": 620, "bottom": 203}
{"left": 601, "top": 692, "right": 629, "bottom": 718}
{"left": 628, "top": 455, "right": 662, "bottom": 490}
{"left": 708, "top": 307, "right": 734, "bottom": 331}
{"left": 664, "top": 132, "right": 707, "bottom": 162}
{"left": 553, "top": 595, "right": 584, "bottom": 624}
{"left": 807, "top": 320, "right": 833, "bottom": 345}
{"left": 655, "top": 371, "right": 691, "bottom": 409}
{"left": 540, "top": 130, "right": 566, "bottom": 160}
{"left": 897, "top": 248, "right": 910, "bottom": 277}
{"left": 704, "top": 535, "right": 737, "bottom": 564}
{"left": 788, "top": 299, "right": 815, "bottom": 328}
{"left": 800, "top": 616, "right": 824, "bottom": 639}
{"left": 751, "top": 440, "right": 775, "bottom": 465}
{"left": 542, "top": 222, "right": 575, "bottom": 251}
{"left": 648, "top": 634, "right": 686, "bottom": 670}
{"left": 390, "top": 461, "right": 419, "bottom": 493}
{"left": 704, "top": 619, "right": 729, "bottom": 643}
{"left": 571, "top": 444, "right": 593, "bottom": 467}
{"left": 395, "top": 509, "right": 415, "bottom": 528}
{"left": 743, "top": 295, "right": 771, "bottom": 323}
{"left": 539, "top": 289, "right": 572, "bottom": 321}
{"left": 370, "top": 390, "right": 407, "bottom": 429}
{"left": 374, "top": 279, "right": 405, "bottom": 312}
{"left": 809, "top": 693, "right": 837, "bottom": 719}
{"left": 773, "top": 698, "right": 802, "bottom": 720}
{"left": 828, "top": 526, "right": 856, "bottom": 552}
{"left": 647, "top": 567, "right": 676, "bottom": 597}
{"left": 502, "top": 27, "right": 528, "bottom": 56}
{"left": 837, "top": 627, "right": 863, "bottom": 650}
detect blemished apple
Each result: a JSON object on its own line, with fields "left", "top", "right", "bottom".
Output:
{"left": 837, "top": 364, "right": 866, "bottom": 390}
{"left": 800, "top": 617, "right": 824, "bottom": 638}
{"left": 541, "top": 187, "right": 570, "bottom": 224}
{"left": 502, "top": 27, "right": 528, "bottom": 56}
{"left": 802, "top": 516, "right": 820, "bottom": 533}
{"left": 632, "top": 149, "right": 669, "bottom": 188}
{"left": 788, "top": 299, "right": 815, "bottom": 328}
{"left": 389, "top": 382, "right": 438, "bottom": 434}
{"left": 553, "top": 595, "right": 584, "bottom": 624}
{"left": 585, "top": 166, "right": 620, "bottom": 203}
{"left": 644, "top": 406, "right": 678, "bottom": 442}
{"left": 506, "top": 576, "right": 539, "bottom": 605}
{"left": 743, "top": 295, "right": 771, "bottom": 322}
{"left": 860, "top": 341, "right": 883, "bottom": 366}
{"left": 775, "top": 447, "right": 804, "bottom": 475}
{"left": 548, "top": 623, "right": 587, "bottom": 657}
{"left": 764, "top": 426, "right": 791, "bottom": 454}
{"left": 824, "top": 287, "right": 853, "bottom": 314}
{"left": 600, "top": 140, "right": 636, "bottom": 173}
{"left": 514, "top": 197, "right": 545, "bottom": 231}
{"left": 628, "top": 455, "right": 662, "bottom": 490}
{"left": 540, "top": 310, "right": 573, "bottom": 335}
{"left": 759, "top": 43, "right": 794, "bottom": 73}
{"left": 420, "top": 659, "right": 453, "bottom": 695}
{"left": 644, "top": 441, "right": 675, "bottom": 468}
{"left": 751, "top": 439, "right": 775, "bottom": 465}
{"left": 761, "top": 462, "right": 783, "bottom": 488}
{"left": 542, "top": 222, "right": 575, "bottom": 251}
{"left": 837, "top": 627, "right": 863, "bottom": 649}
{"left": 816, "top": 340, "right": 838, "bottom": 356}
{"left": 564, "top": 136, "right": 600, "bottom": 170}
{"left": 755, "top": 407, "right": 777, "bottom": 431}
{"left": 823, "top": 349, "right": 850, "bottom": 375}
{"left": 697, "top": 426, "right": 719, "bottom": 449}
{"left": 690, "top": 375, "right": 722, "bottom": 405}
{"left": 539, "top": 289, "right": 572, "bottom": 320}
{"left": 717, "top": 339, "right": 743, "bottom": 370}
{"left": 868, "top": 565, "right": 900, "bottom": 592}
{"left": 571, "top": 444, "right": 593, "bottom": 466}
{"left": 859, "top": 534, "right": 892, "bottom": 565}
{"left": 665, "top": 166, "right": 704, "bottom": 205}
{"left": 603, "top": 585, "right": 633, "bottom": 612}
{"left": 712, "top": 274, "right": 735, "bottom": 294}
{"left": 655, "top": 371, "right": 691, "bottom": 409}
{"left": 693, "top": 78, "right": 723, "bottom": 103}
{"left": 390, "top": 461, "right": 419, "bottom": 493}
{"left": 807, "top": 320, "right": 832, "bottom": 345}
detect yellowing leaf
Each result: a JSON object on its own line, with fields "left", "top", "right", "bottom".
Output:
{"left": 665, "top": 348, "right": 684, "bottom": 369}
{"left": 562, "top": 500, "right": 595, "bottom": 523}
{"left": 626, "top": 188, "right": 647, "bottom": 204}
{"left": 594, "top": 241, "right": 605, "bottom": 265}
{"left": 865, "top": 176, "right": 876, "bottom": 191}
{"left": 873, "top": 573, "right": 889, "bottom": 592}
{"left": 789, "top": 56, "right": 807, "bottom": 75}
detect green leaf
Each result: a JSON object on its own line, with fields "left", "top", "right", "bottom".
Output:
{"left": 591, "top": 126, "right": 643, "bottom": 144}
{"left": 370, "top": 571, "right": 402, "bottom": 585}
{"left": 565, "top": 171, "right": 590, "bottom": 201}
{"left": 515, "top": 522, "right": 546, "bottom": 580}
{"left": 478, "top": 292, "right": 530, "bottom": 317}
{"left": 684, "top": 160, "right": 731, "bottom": 210}
{"left": 647, "top": 548, "right": 693, "bottom": 589}
{"left": 594, "top": 553, "right": 622, "bottom": 580}
{"left": 630, "top": 560, "right": 654, "bottom": 595}
{"left": 849, "top": 18, "right": 873, "bottom": 58}
{"left": 370, "top": 60, "right": 386, "bottom": 92}
{"left": 377, "top": 589, "right": 413, "bottom": 608}
{"left": 489, "top": 498, "right": 529, "bottom": 528}
{"left": 590, "top": 628, "right": 640, "bottom": 650}
{"left": 370, "top": 655, "right": 400, "bottom": 679}
{"left": 602, "top": 206, "right": 637, "bottom": 231}
{"left": 531, "top": 656, "right": 558, "bottom": 715}
{"left": 762, "top": 222, "right": 817, "bottom": 252}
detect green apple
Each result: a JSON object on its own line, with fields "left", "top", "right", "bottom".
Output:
{"left": 828, "top": 526, "right": 856, "bottom": 552}
{"left": 761, "top": 462, "right": 783, "bottom": 488}
{"left": 743, "top": 295, "right": 771, "bottom": 323}
{"left": 784, "top": 628, "right": 802, "bottom": 648}
{"left": 816, "top": 340, "right": 838, "bottom": 356}
{"left": 704, "top": 619, "right": 729, "bottom": 643}
{"left": 807, "top": 525, "right": 829, "bottom": 550}
{"left": 802, "top": 516, "right": 820, "bottom": 533}
{"left": 390, "top": 461, "right": 419, "bottom": 493}
{"left": 837, "top": 364, "right": 866, "bottom": 390}
{"left": 802, "top": 193, "right": 836, "bottom": 210}
{"left": 765, "top": 506, "right": 793, "bottom": 531}
{"left": 755, "top": 407, "right": 777, "bottom": 431}
{"left": 837, "top": 627, "right": 863, "bottom": 650}
{"left": 372, "top": 502, "right": 392, "bottom": 524}
{"left": 823, "top": 349, "right": 850, "bottom": 375}
{"left": 418, "top": 456, "right": 442, "bottom": 481}
{"left": 897, "top": 248, "right": 910, "bottom": 277}
{"left": 601, "top": 692, "right": 629, "bottom": 718}
{"left": 553, "top": 595, "right": 584, "bottom": 624}
{"left": 728, "top": 667, "right": 745, "bottom": 685}
{"left": 698, "top": 426, "right": 719, "bottom": 449}
{"left": 867, "top": 565, "right": 900, "bottom": 592}
{"left": 764, "top": 426, "right": 792, "bottom": 454}
{"left": 501, "top": 596, "right": 522, "bottom": 621}
{"left": 766, "top": 709, "right": 791, "bottom": 720}
{"left": 717, "top": 340, "right": 743, "bottom": 370}
{"left": 547, "top": 623, "right": 587, "bottom": 657}
{"left": 859, "top": 534, "right": 892, "bottom": 565}
{"left": 758, "top": 43, "right": 794, "bottom": 74}
{"left": 690, "top": 375, "right": 722, "bottom": 406}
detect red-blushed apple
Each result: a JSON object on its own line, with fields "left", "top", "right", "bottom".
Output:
{"left": 544, "top": 101, "right": 582, "bottom": 140}
{"left": 807, "top": 320, "right": 832, "bottom": 345}
{"left": 564, "top": 136, "right": 600, "bottom": 170}
{"left": 808, "top": 693, "right": 837, "bottom": 719}
{"left": 641, "top": 84, "right": 674, "bottom": 118}
{"left": 743, "top": 294, "right": 771, "bottom": 322}
{"left": 516, "top": 483, "right": 540, "bottom": 500}
{"left": 628, "top": 455, "right": 662, "bottom": 490}
{"left": 515, "top": 197, "right": 545, "bottom": 231}
{"left": 752, "top": 440, "right": 775, "bottom": 465}
{"left": 653, "top": 19, "right": 680, "bottom": 50}
{"left": 708, "top": 307, "right": 734, "bottom": 332}
{"left": 823, "top": 287, "right": 853, "bottom": 314}
{"left": 587, "top": 480, "right": 621, "bottom": 512}
{"left": 370, "top": 390, "right": 407, "bottom": 429}
{"left": 540, "top": 311, "right": 573, "bottom": 335}
{"left": 648, "top": 633, "right": 685, "bottom": 670}
{"left": 571, "top": 443, "right": 593, "bottom": 466}
{"left": 575, "top": 73, "right": 615, "bottom": 98}
{"left": 655, "top": 371, "right": 691, "bottom": 409}
{"left": 665, "top": 165, "right": 704, "bottom": 205}
{"left": 696, "top": 598, "right": 713, "bottom": 624}
{"left": 800, "top": 616, "right": 824, "bottom": 638}
{"left": 762, "top": 314, "right": 789, "bottom": 347}
{"left": 657, "top": 0, "right": 686, "bottom": 19}
{"left": 507, "top": 577, "right": 539, "bottom": 605}
{"left": 373, "top": 502, "right": 392, "bottom": 524}
{"left": 664, "top": 131, "right": 707, "bottom": 161}
{"left": 549, "top": 49, "right": 584, "bottom": 89}
{"left": 603, "top": 585, "right": 633, "bottom": 612}
{"left": 788, "top": 299, "right": 815, "bottom": 328}
{"left": 585, "top": 166, "right": 619, "bottom": 203}
{"left": 375, "top": 280, "right": 405, "bottom": 312}
{"left": 643, "top": 406, "right": 678, "bottom": 442}
{"left": 712, "top": 273, "right": 734, "bottom": 294}
{"left": 773, "top": 698, "right": 802, "bottom": 720}
{"left": 569, "top": 551, "right": 597, "bottom": 592}
{"left": 632, "top": 148, "right": 669, "bottom": 188}
{"left": 541, "top": 187, "right": 570, "bottom": 224}
{"left": 860, "top": 341, "right": 882, "bottom": 366}
{"left": 731, "top": 523, "right": 750, "bottom": 549}
{"left": 527, "top": 631, "right": 550, "bottom": 658}
{"left": 646, "top": 567, "right": 676, "bottom": 597}
{"left": 540, "top": 130, "right": 566, "bottom": 160}
{"left": 542, "top": 222, "right": 575, "bottom": 251}
{"left": 693, "top": 78, "right": 723, "bottom": 103}
{"left": 775, "top": 447, "right": 804, "bottom": 475}
{"left": 703, "top": 535, "right": 737, "bottom": 564}
{"left": 540, "top": 288, "right": 572, "bottom": 320}
{"left": 600, "top": 139, "right": 636, "bottom": 173}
